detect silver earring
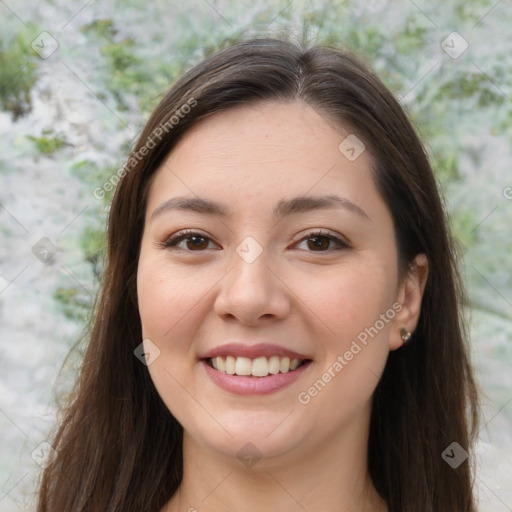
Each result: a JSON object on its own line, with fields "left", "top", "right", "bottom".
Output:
{"left": 400, "top": 328, "right": 412, "bottom": 342}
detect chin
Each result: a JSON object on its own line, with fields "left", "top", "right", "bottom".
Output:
{"left": 183, "top": 409, "right": 311, "bottom": 466}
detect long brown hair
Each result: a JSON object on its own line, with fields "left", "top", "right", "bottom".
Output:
{"left": 38, "top": 38, "right": 479, "bottom": 512}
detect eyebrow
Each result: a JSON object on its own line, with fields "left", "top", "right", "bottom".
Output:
{"left": 150, "top": 194, "right": 370, "bottom": 222}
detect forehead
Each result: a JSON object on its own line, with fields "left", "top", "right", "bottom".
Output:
{"left": 145, "top": 101, "right": 384, "bottom": 221}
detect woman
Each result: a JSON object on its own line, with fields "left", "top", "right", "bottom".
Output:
{"left": 38, "top": 38, "right": 479, "bottom": 511}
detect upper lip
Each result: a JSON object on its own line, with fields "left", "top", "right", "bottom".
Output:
{"left": 200, "top": 342, "right": 311, "bottom": 360}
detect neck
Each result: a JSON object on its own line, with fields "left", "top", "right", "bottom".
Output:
{"left": 163, "top": 405, "right": 387, "bottom": 512}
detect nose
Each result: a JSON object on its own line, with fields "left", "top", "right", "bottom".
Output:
{"left": 213, "top": 246, "right": 291, "bottom": 325}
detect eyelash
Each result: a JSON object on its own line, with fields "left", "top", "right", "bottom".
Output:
{"left": 159, "top": 229, "right": 350, "bottom": 253}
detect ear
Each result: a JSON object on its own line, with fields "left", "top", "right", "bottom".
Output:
{"left": 389, "top": 253, "right": 429, "bottom": 351}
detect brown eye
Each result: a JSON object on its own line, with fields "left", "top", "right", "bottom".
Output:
{"left": 162, "top": 230, "right": 219, "bottom": 251}
{"left": 185, "top": 235, "right": 209, "bottom": 250}
{"left": 306, "top": 235, "right": 332, "bottom": 251}
{"left": 294, "top": 231, "right": 349, "bottom": 252}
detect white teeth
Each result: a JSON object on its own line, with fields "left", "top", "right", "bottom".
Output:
{"left": 216, "top": 356, "right": 226, "bottom": 372}
{"left": 268, "top": 356, "right": 280, "bottom": 375}
{"left": 252, "top": 357, "right": 269, "bottom": 377}
{"left": 225, "top": 355, "right": 236, "bottom": 375}
{"left": 290, "top": 358, "right": 301, "bottom": 371}
{"left": 209, "top": 355, "right": 306, "bottom": 377}
{"left": 235, "top": 356, "right": 252, "bottom": 376}
{"left": 280, "top": 357, "right": 290, "bottom": 373}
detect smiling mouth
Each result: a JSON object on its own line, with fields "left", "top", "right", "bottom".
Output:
{"left": 206, "top": 355, "right": 311, "bottom": 377}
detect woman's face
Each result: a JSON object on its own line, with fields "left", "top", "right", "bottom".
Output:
{"left": 137, "top": 101, "right": 414, "bottom": 465}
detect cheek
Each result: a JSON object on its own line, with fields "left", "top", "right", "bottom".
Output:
{"left": 296, "top": 261, "right": 395, "bottom": 342}
{"left": 294, "top": 261, "right": 395, "bottom": 401}
{"left": 137, "top": 257, "right": 210, "bottom": 340}
{"left": 293, "top": 270, "right": 393, "bottom": 425}
{"left": 136, "top": 258, "right": 213, "bottom": 417}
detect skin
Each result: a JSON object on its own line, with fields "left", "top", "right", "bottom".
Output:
{"left": 137, "top": 101, "right": 429, "bottom": 512}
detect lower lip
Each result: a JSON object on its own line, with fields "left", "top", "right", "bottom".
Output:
{"left": 202, "top": 360, "right": 312, "bottom": 395}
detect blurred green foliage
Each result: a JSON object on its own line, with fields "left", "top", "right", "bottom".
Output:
{"left": 53, "top": 286, "right": 92, "bottom": 322}
{"left": 80, "top": 225, "right": 107, "bottom": 281}
{"left": 71, "top": 159, "right": 116, "bottom": 198}
{"left": 0, "top": 24, "right": 40, "bottom": 119}
{"left": 81, "top": 19, "right": 153, "bottom": 110}
{"left": 27, "top": 129, "right": 69, "bottom": 154}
